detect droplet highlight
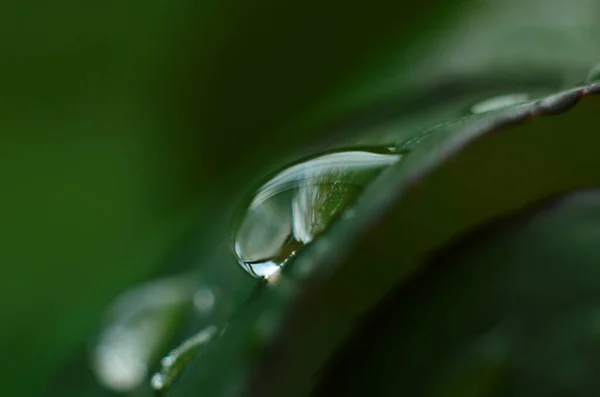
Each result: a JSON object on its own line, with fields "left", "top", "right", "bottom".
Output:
{"left": 470, "top": 93, "right": 530, "bottom": 114}
{"left": 150, "top": 325, "right": 219, "bottom": 392}
{"left": 234, "top": 149, "right": 401, "bottom": 278}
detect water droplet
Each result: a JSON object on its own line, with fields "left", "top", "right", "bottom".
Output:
{"left": 538, "top": 89, "right": 581, "bottom": 115}
{"left": 234, "top": 149, "right": 401, "bottom": 278}
{"left": 151, "top": 325, "right": 219, "bottom": 392}
{"left": 91, "top": 276, "right": 196, "bottom": 392}
{"left": 150, "top": 373, "right": 166, "bottom": 390}
{"left": 586, "top": 62, "right": 600, "bottom": 83}
{"left": 470, "top": 93, "right": 530, "bottom": 114}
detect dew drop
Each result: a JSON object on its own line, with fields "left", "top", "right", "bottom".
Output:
{"left": 234, "top": 149, "right": 401, "bottom": 278}
{"left": 150, "top": 325, "right": 219, "bottom": 392}
{"left": 538, "top": 89, "right": 581, "bottom": 115}
{"left": 91, "top": 276, "right": 197, "bottom": 392}
{"left": 470, "top": 93, "right": 530, "bottom": 114}
{"left": 586, "top": 62, "right": 600, "bottom": 84}
{"left": 150, "top": 373, "right": 166, "bottom": 390}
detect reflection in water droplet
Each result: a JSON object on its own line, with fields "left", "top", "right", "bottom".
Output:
{"left": 586, "top": 62, "right": 600, "bottom": 83}
{"left": 91, "top": 276, "right": 197, "bottom": 392}
{"left": 151, "top": 325, "right": 219, "bottom": 392}
{"left": 234, "top": 150, "right": 401, "bottom": 278}
{"left": 470, "top": 93, "right": 530, "bottom": 114}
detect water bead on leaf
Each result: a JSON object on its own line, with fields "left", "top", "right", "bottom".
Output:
{"left": 233, "top": 149, "right": 401, "bottom": 278}
{"left": 470, "top": 93, "right": 530, "bottom": 114}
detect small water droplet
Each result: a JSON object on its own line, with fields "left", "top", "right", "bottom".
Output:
{"left": 151, "top": 325, "right": 219, "bottom": 392}
{"left": 233, "top": 149, "right": 401, "bottom": 278}
{"left": 470, "top": 93, "right": 530, "bottom": 114}
{"left": 91, "top": 276, "right": 196, "bottom": 392}
{"left": 586, "top": 62, "right": 600, "bottom": 83}
{"left": 150, "top": 373, "right": 166, "bottom": 390}
{"left": 538, "top": 89, "right": 581, "bottom": 115}
{"left": 161, "top": 355, "right": 176, "bottom": 367}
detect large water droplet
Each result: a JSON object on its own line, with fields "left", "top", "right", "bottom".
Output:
{"left": 470, "top": 93, "right": 530, "bottom": 114}
{"left": 234, "top": 149, "right": 402, "bottom": 278}
{"left": 150, "top": 325, "right": 219, "bottom": 392}
{"left": 586, "top": 62, "right": 600, "bottom": 83}
{"left": 91, "top": 276, "right": 197, "bottom": 392}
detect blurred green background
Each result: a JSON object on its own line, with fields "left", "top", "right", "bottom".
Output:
{"left": 0, "top": 1, "right": 455, "bottom": 395}
{"left": 2, "top": 0, "right": 599, "bottom": 395}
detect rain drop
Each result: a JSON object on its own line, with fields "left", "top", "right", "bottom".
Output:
{"left": 233, "top": 149, "right": 401, "bottom": 278}
{"left": 470, "top": 93, "right": 530, "bottom": 114}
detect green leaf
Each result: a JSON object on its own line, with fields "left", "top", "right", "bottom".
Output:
{"left": 163, "top": 86, "right": 600, "bottom": 397}
{"left": 315, "top": 190, "right": 600, "bottom": 397}
{"left": 31, "top": 0, "right": 600, "bottom": 395}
